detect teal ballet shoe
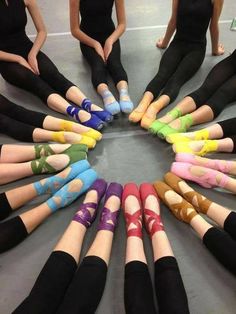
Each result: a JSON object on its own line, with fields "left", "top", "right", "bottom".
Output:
{"left": 47, "top": 168, "right": 98, "bottom": 212}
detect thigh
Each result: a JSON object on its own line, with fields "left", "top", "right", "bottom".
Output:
{"left": 0, "top": 61, "right": 54, "bottom": 102}
{"left": 107, "top": 40, "right": 121, "bottom": 65}
{"left": 168, "top": 47, "right": 205, "bottom": 85}
{"left": 80, "top": 43, "right": 106, "bottom": 69}
{"left": 157, "top": 40, "right": 184, "bottom": 79}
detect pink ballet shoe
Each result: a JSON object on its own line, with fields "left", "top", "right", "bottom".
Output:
{"left": 175, "top": 153, "right": 234, "bottom": 174}
{"left": 171, "top": 162, "right": 230, "bottom": 189}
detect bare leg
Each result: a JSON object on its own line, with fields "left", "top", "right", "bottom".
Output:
{"left": 0, "top": 144, "right": 73, "bottom": 163}
{"left": 66, "top": 86, "right": 104, "bottom": 112}
{"left": 158, "top": 96, "right": 197, "bottom": 124}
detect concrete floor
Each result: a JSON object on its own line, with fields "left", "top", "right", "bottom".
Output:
{"left": 1, "top": 0, "right": 236, "bottom": 313}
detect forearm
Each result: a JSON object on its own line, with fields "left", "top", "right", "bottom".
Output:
{"left": 29, "top": 30, "right": 47, "bottom": 56}
{"left": 210, "top": 24, "right": 220, "bottom": 54}
{"left": 107, "top": 24, "right": 126, "bottom": 44}
{"left": 0, "top": 50, "right": 20, "bottom": 63}
{"left": 162, "top": 19, "right": 176, "bottom": 46}
{"left": 71, "top": 28, "right": 97, "bottom": 48}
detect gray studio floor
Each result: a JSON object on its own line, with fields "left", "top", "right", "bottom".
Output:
{"left": 1, "top": 0, "right": 236, "bottom": 313}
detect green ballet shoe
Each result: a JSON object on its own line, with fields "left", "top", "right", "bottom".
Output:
{"left": 157, "top": 114, "right": 193, "bottom": 139}
{"left": 31, "top": 151, "right": 87, "bottom": 174}
{"left": 34, "top": 144, "right": 88, "bottom": 159}
{"left": 149, "top": 108, "right": 182, "bottom": 134}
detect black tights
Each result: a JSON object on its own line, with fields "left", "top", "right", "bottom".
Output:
{"left": 0, "top": 46, "right": 74, "bottom": 104}
{"left": 13, "top": 253, "right": 107, "bottom": 314}
{"left": 189, "top": 49, "right": 236, "bottom": 117}
{"left": 125, "top": 257, "right": 190, "bottom": 314}
{"left": 203, "top": 212, "right": 236, "bottom": 275}
{"left": 80, "top": 40, "right": 128, "bottom": 88}
{"left": 145, "top": 39, "right": 205, "bottom": 101}
{"left": 0, "top": 94, "right": 47, "bottom": 142}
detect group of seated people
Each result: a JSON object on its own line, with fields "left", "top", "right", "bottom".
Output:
{"left": 1, "top": 0, "right": 236, "bottom": 313}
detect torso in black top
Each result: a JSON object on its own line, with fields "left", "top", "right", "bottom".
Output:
{"left": 80, "top": 0, "right": 115, "bottom": 41}
{"left": 0, "top": 0, "right": 31, "bottom": 53}
{"left": 174, "top": 0, "right": 213, "bottom": 45}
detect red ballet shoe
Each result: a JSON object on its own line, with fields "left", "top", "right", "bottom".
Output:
{"left": 140, "top": 183, "right": 164, "bottom": 237}
{"left": 122, "top": 183, "right": 143, "bottom": 238}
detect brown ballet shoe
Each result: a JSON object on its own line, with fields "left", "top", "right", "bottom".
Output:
{"left": 153, "top": 181, "right": 198, "bottom": 224}
{"left": 164, "top": 172, "right": 212, "bottom": 214}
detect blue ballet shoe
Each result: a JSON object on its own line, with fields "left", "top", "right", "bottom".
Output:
{"left": 66, "top": 105, "right": 104, "bottom": 130}
{"left": 81, "top": 98, "right": 113, "bottom": 123}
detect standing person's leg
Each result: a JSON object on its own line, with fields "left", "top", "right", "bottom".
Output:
{"left": 13, "top": 179, "right": 105, "bottom": 314}
{"left": 57, "top": 183, "right": 122, "bottom": 314}
{"left": 123, "top": 183, "right": 157, "bottom": 314}
{"left": 0, "top": 160, "right": 90, "bottom": 221}
{"left": 36, "top": 51, "right": 112, "bottom": 123}
{"left": 106, "top": 40, "right": 134, "bottom": 113}
{"left": 140, "top": 183, "right": 189, "bottom": 314}
{"left": 81, "top": 43, "right": 120, "bottom": 115}
{"left": 154, "top": 180, "right": 236, "bottom": 276}
{"left": 150, "top": 51, "right": 236, "bottom": 133}
{"left": 129, "top": 41, "right": 183, "bottom": 123}
{"left": 0, "top": 94, "right": 102, "bottom": 141}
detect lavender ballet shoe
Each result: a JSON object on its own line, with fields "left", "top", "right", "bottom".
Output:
{"left": 73, "top": 179, "right": 107, "bottom": 227}
{"left": 98, "top": 182, "right": 123, "bottom": 232}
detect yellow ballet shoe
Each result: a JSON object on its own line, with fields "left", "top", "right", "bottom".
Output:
{"left": 173, "top": 140, "right": 218, "bottom": 156}
{"left": 166, "top": 129, "right": 209, "bottom": 144}
{"left": 82, "top": 129, "right": 102, "bottom": 141}
{"left": 79, "top": 136, "right": 96, "bottom": 149}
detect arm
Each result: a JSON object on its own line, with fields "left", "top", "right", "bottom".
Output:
{"left": 104, "top": 0, "right": 126, "bottom": 60}
{"left": 25, "top": 0, "right": 47, "bottom": 73}
{"left": 69, "top": 0, "right": 105, "bottom": 61}
{"left": 157, "top": 0, "right": 178, "bottom": 49}
{"left": 0, "top": 50, "right": 34, "bottom": 71}
{"left": 210, "top": 0, "right": 224, "bottom": 56}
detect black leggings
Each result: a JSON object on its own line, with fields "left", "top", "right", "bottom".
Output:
{"left": 145, "top": 39, "right": 206, "bottom": 101}
{"left": 0, "top": 94, "right": 47, "bottom": 142}
{"left": 80, "top": 39, "right": 128, "bottom": 88}
{"left": 125, "top": 257, "right": 189, "bottom": 314}
{"left": 203, "top": 212, "right": 236, "bottom": 275}
{"left": 189, "top": 50, "right": 236, "bottom": 117}
{"left": 0, "top": 42, "right": 75, "bottom": 104}
{"left": 13, "top": 253, "right": 107, "bottom": 314}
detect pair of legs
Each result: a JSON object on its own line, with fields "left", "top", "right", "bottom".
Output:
{"left": 151, "top": 50, "right": 236, "bottom": 138}
{"left": 0, "top": 42, "right": 110, "bottom": 130}
{"left": 81, "top": 39, "right": 133, "bottom": 114}
{"left": 0, "top": 143, "right": 88, "bottom": 184}
{"left": 156, "top": 173, "right": 236, "bottom": 275}
{"left": 0, "top": 161, "right": 97, "bottom": 253}
{"left": 0, "top": 94, "right": 102, "bottom": 145}
{"left": 129, "top": 39, "right": 205, "bottom": 129}
{"left": 123, "top": 183, "right": 189, "bottom": 313}
{"left": 13, "top": 180, "right": 122, "bottom": 313}
{"left": 171, "top": 158, "right": 236, "bottom": 193}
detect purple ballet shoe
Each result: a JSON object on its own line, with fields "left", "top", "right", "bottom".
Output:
{"left": 98, "top": 182, "right": 123, "bottom": 232}
{"left": 73, "top": 179, "right": 107, "bottom": 227}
